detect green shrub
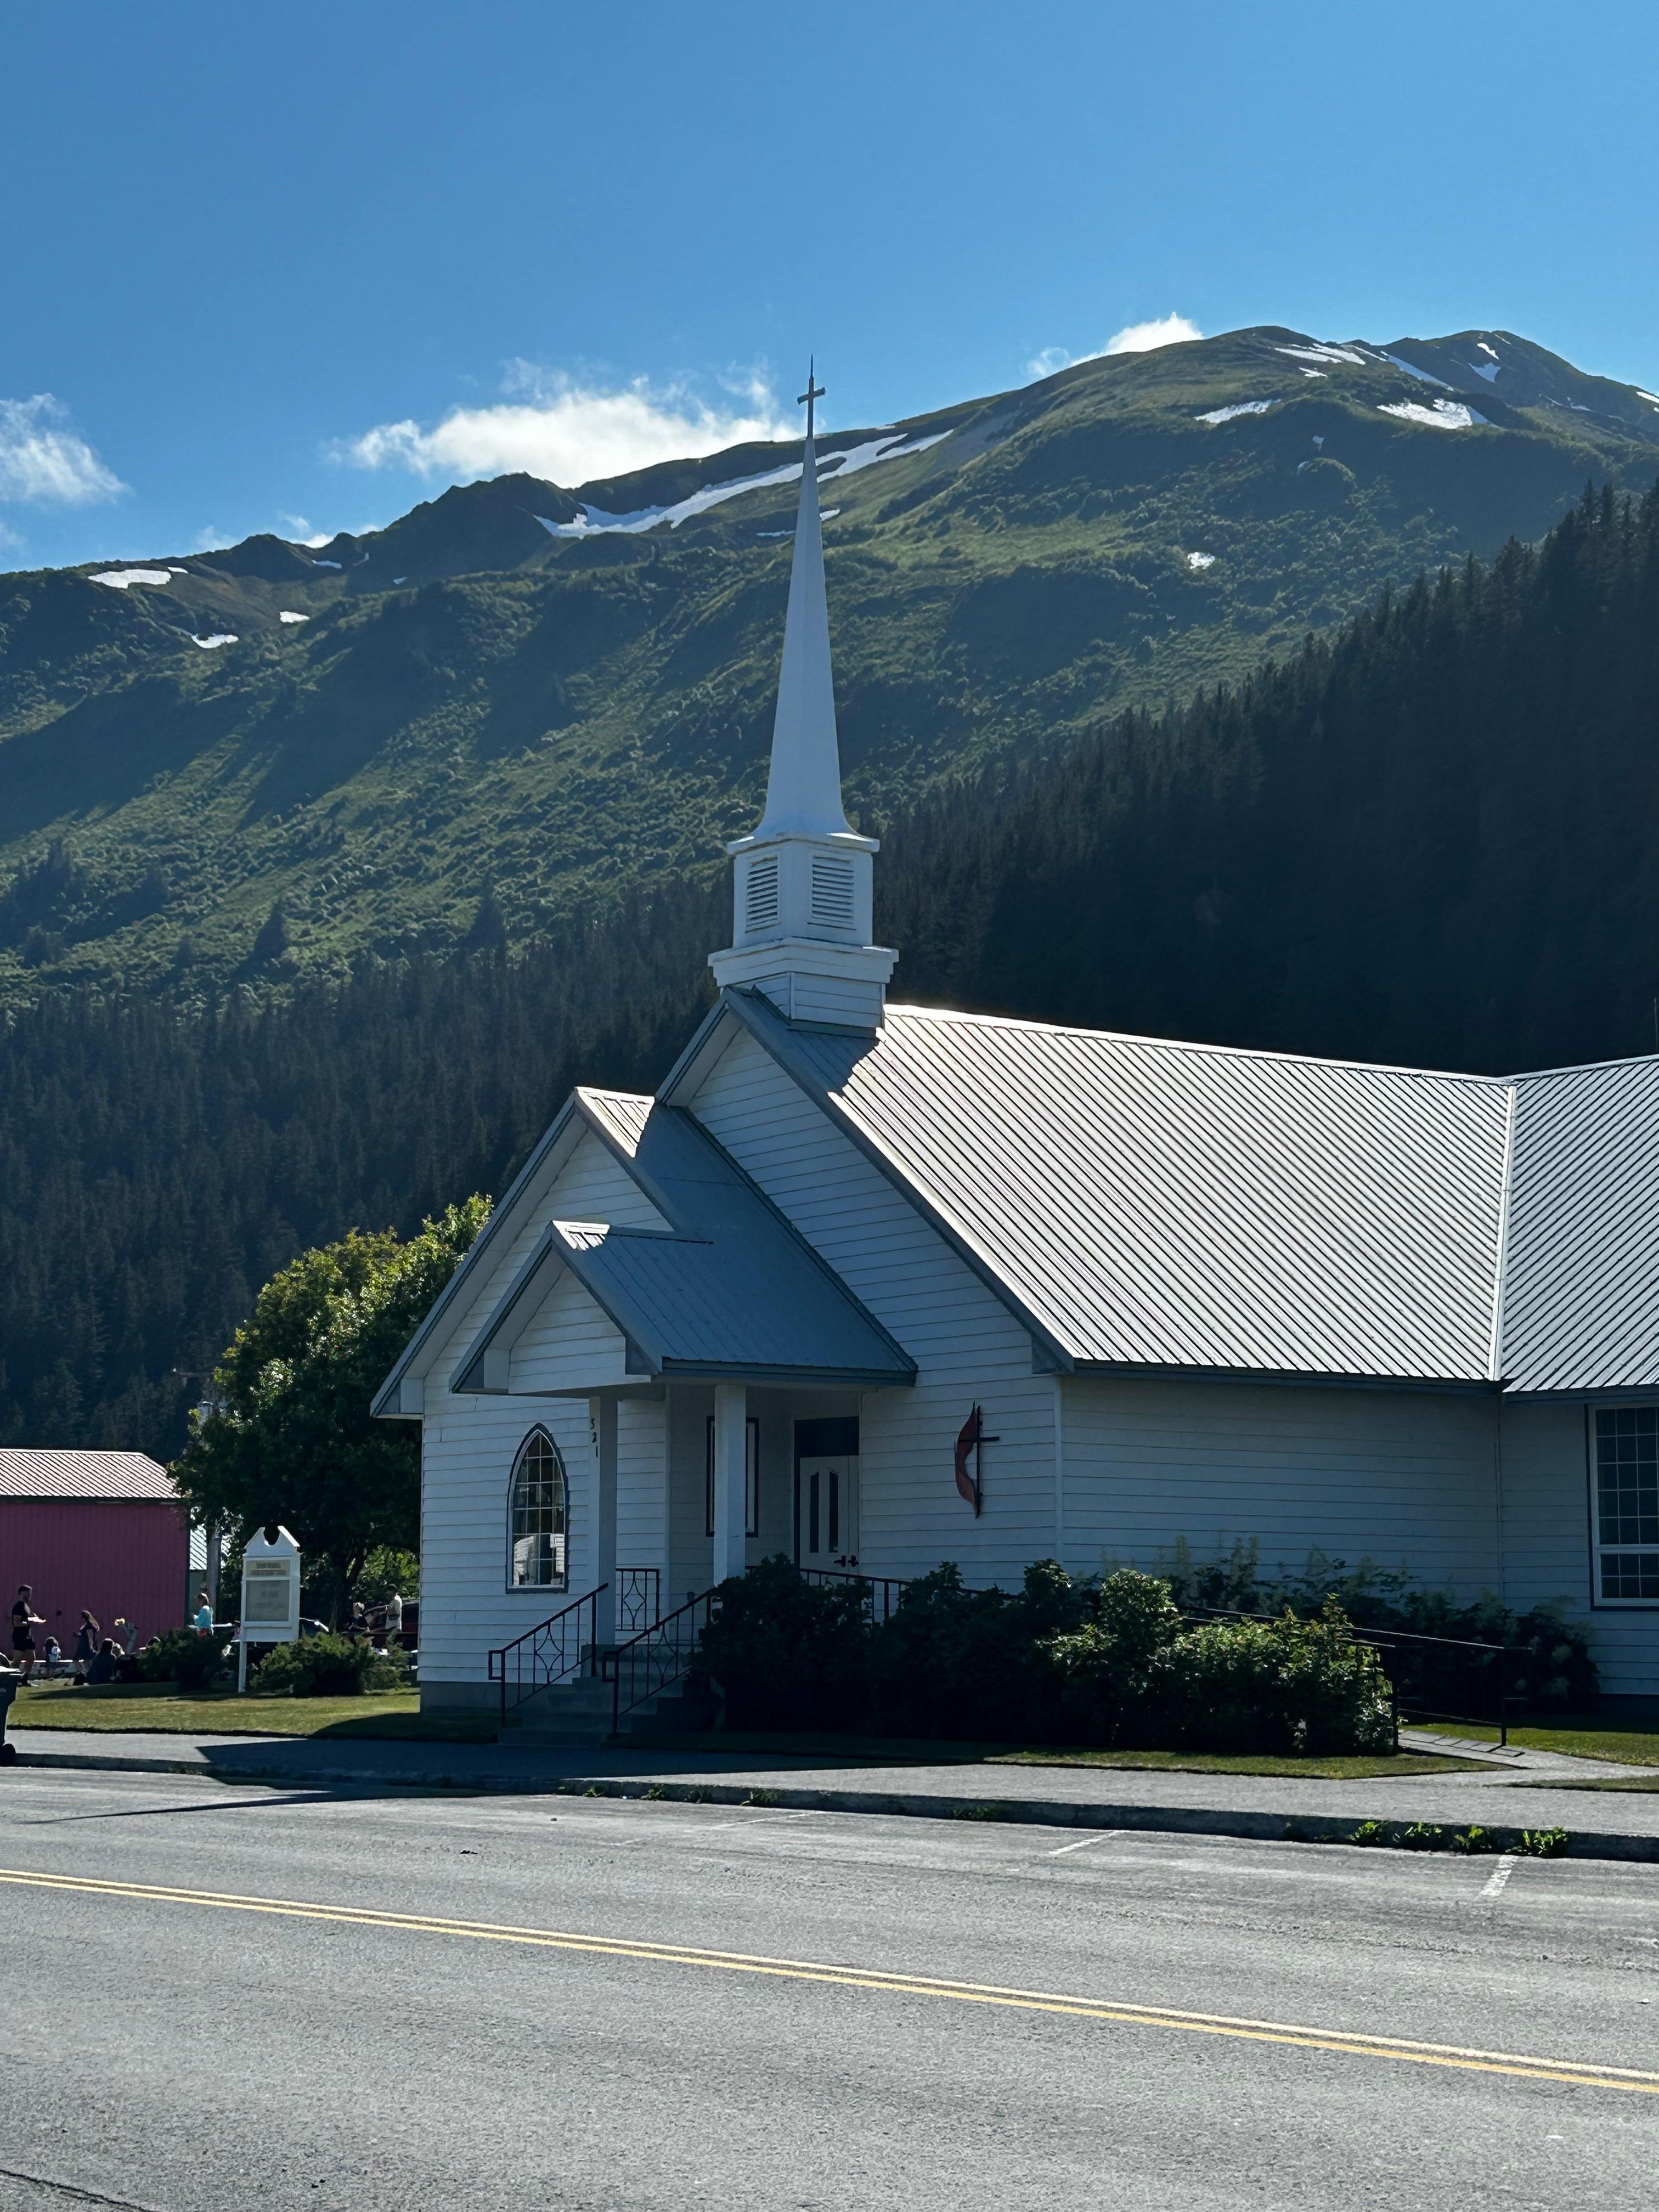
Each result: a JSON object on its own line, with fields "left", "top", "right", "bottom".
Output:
{"left": 250, "top": 1633, "right": 404, "bottom": 1697}
{"left": 1153, "top": 1604, "right": 1395, "bottom": 1756}
{"left": 1046, "top": 1570, "right": 1184, "bottom": 1743}
{"left": 138, "top": 1629, "right": 233, "bottom": 1692}
{"left": 690, "top": 1559, "right": 1390, "bottom": 1756}
{"left": 691, "top": 1555, "right": 868, "bottom": 1730}
{"left": 1156, "top": 1538, "right": 1598, "bottom": 1710}
{"left": 865, "top": 1561, "right": 1085, "bottom": 1741}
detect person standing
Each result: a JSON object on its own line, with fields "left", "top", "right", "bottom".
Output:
{"left": 384, "top": 1590, "right": 404, "bottom": 1649}
{"left": 72, "top": 1611, "right": 100, "bottom": 1685}
{"left": 10, "top": 1587, "right": 44, "bottom": 1685}
{"left": 194, "top": 1593, "right": 213, "bottom": 1637}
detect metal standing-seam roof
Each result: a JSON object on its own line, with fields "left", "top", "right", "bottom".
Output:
{"left": 0, "top": 1450, "right": 178, "bottom": 1503}
{"left": 1500, "top": 1056, "right": 1659, "bottom": 1392}
{"left": 454, "top": 1098, "right": 915, "bottom": 1389}
{"left": 737, "top": 996, "right": 1516, "bottom": 1385}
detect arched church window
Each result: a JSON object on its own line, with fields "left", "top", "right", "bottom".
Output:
{"left": 508, "top": 1428, "right": 568, "bottom": 1591}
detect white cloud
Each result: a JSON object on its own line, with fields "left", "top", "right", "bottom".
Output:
{"left": 0, "top": 394, "right": 127, "bottom": 505}
{"left": 280, "top": 512, "right": 335, "bottom": 549}
{"left": 1027, "top": 314, "right": 1204, "bottom": 381}
{"left": 336, "top": 366, "right": 792, "bottom": 489}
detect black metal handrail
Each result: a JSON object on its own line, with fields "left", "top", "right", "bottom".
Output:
{"left": 799, "top": 1566, "right": 911, "bottom": 1623}
{"left": 605, "top": 1585, "right": 718, "bottom": 1732}
{"left": 488, "top": 1584, "right": 606, "bottom": 1726}
{"left": 1181, "top": 1605, "right": 1514, "bottom": 1746}
{"left": 616, "top": 1565, "right": 662, "bottom": 1638}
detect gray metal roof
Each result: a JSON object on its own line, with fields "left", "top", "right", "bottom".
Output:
{"left": 0, "top": 1450, "right": 177, "bottom": 1502}
{"left": 722, "top": 995, "right": 1521, "bottom": 1385}
{"left": 455, "top": 1098, "right": 915, "bottom": 1390}
{"left": 1501, "top": 1056, "right": 1659, "bottom": 1392}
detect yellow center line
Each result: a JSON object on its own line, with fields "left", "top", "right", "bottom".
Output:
{"left": 2, "top": 1864, "right": 1652, "bottom": 2095}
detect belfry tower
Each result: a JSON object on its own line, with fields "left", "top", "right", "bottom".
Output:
{"left": 708, "top": 364, "right": 897, "bottom": 1031}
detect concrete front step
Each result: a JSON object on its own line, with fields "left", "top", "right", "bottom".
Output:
{"left": 507, "top": 1676, "right": 701, "bottom": 1743}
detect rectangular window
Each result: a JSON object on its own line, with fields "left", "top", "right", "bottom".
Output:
{"left": 1593, "top": 1408, "right": 1659, "bottom": 1604}
{"left": 706, "top": 1415, "right": 761, "bottom": 1539}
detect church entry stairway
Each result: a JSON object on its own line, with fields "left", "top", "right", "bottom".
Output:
{"left": 488, "top": 1566, "right": 668, "bottom": 1740}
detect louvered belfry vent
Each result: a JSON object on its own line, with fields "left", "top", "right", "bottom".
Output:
{"left": 744, "top": 855, "right": 780, "bottom": 934}
{"left": 810, "top": 855, "right": 855, "bottom": 929}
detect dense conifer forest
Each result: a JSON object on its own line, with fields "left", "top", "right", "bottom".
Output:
{"left": 4, "top": 481, "right": 1657, "bottom": 1457}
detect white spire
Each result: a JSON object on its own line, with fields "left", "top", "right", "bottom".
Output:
{"left": 755, "top": 363, "right": 851, "bottom": 838}
{"left": 708, "top": 359, "right": 896, "bottom": 1032}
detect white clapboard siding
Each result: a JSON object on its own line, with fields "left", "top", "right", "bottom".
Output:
{"left": 548, "top": 1129, "right": 670, "bottom": 1231}
{"left": 1060, "top": 1374, "right": 1500, "bottom": 1594}
{"left": 419, "top": 1394, "right": 594, "bottom": 1702}
{"left": 689, "top": 1027, "right": 1059, "bottom": 1587}
{"left": 1499, "top": 1398, "right": 1658, "bottom": 1697}
{"left": 417, "top": 1123, "right": 674, "bottom": 1694}
{"left": 512, "top": 1269, "right": 630, "bottom": 1392}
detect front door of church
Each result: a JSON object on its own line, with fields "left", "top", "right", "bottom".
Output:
{"left": 794, "top": 1417, "right": 860, "bottom": 1569}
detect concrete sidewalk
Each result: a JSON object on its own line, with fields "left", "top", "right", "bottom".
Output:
{"left": 8, "top": 1725, "right": 1659, "bottom": 1859}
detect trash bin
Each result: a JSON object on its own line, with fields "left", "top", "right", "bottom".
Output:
{"left": 0, "top": 1666, "right": 19, "bottom": 1763}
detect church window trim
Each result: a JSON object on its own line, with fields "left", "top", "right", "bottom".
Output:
{"left": 1590, "top": 1406, "right": 1659, "bottom": 1606}
{"left": 508, "top": 1426, "right": 570, "bottom": 1594}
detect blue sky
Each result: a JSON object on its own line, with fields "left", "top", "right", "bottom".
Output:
{"left": 4, "top": 0, "right": 1656, "bottom": 569}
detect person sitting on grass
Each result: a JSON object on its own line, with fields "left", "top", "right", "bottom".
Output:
{"left": 87, "top": 1634, "right": 120, "bottom": 1687}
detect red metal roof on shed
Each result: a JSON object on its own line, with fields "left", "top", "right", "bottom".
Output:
{"left": 0, "top": 1451, "right": 177, "bottom": 1502}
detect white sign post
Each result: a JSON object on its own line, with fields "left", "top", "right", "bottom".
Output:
{"left": 237, "top": 1526, "right": 302, "bottom": 1692}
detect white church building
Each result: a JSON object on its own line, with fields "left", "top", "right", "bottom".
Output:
{"left": 377, "top": 382, "right": 1659, "bottom": 1712}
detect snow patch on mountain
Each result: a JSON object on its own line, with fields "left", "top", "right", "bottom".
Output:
{"left": 278, "top": 611, "right": 309, "bottom": 624}
{"left": 312, "top": 558, "right": 343, "bottom": 570}
{"left": 1381, "top": 353, "right": 1452, "bottom": 388}
{"left": 1277, "top": 343, "right": 1367, "bottom": 367}
{"left": 190, "top": 634, "right": 238, "bottom": 650}
{"left": 1378, "top": 399, "right": 1488, "bottom": 431}
{"left": 541, "top": 428, "right": 952, "bottom": 539}
{"left": 1197, "top": 399, "right": 1278, "bottom": 424}
{"left": 89, "top": 568, "right": 173, "bottom": 590}
{"left": 1186, "top": 551, "right": 1216, "bottom": 569}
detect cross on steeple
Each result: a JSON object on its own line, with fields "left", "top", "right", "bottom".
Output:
{"left": 797, "top": 359, "right": 826, "bottom": 440}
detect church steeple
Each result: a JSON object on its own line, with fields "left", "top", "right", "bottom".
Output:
{"left": 709, "top": 361, "right": 897, "bottom": 1031}
{"left": 755, "top": 363, "right": 850, "bottom": 840}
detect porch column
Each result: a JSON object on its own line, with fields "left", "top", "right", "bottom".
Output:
{"left": 712, "top": 1382, "right": 748, "bottom": 1584}
{"left": 590, "top": 1395, "right": 618, "bottom": 1647}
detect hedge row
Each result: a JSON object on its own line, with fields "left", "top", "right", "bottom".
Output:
{"left": 690, "top": 1558, "right": 1397, "bottom": 1754}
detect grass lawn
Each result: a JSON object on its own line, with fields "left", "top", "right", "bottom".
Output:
{"left": 1449, "top": 1714, "right": 1659, "bottom": 1766}
{"left": 7, "top": 1684, "right": 497, "bottom": 1743}
{"left": 621, "top": 1729, "right": 1486, "bottom": 1780}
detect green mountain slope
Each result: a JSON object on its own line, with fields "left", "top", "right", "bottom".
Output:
{"left": 2, "top": 324, "right": 1655, "bottom": 1004}
{"left": 6, "top": 475, "right": 1658, "bottom": 1455}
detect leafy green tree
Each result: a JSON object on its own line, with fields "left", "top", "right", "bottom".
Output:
{"left": 170, "top": 1198, "right": 489, "bottom": 1620}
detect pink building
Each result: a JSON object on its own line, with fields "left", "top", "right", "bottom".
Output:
{"left": 0, "top": 1451, "right": 190, "bottom": 1654}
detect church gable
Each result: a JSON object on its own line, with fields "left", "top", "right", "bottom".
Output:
{"left": 371, "top": 1087, "right": 662, "bottom": 1415}
{"left": 544, "top": 1126, "right": 671, "bottom": 1233}
{"left": 510, "top": 1267, "right": 631, "bottom": 1393}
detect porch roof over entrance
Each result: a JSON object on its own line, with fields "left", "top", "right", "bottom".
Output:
{"left": 453, "top": 1099, "right": 916, "bottom": 1392}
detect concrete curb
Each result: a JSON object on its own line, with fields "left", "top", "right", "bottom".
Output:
{"left": 11, "top": 1745, "right": 1657, "bottom": 1861}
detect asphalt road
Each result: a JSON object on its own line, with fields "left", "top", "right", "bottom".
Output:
{"left": 1, "top": 1770, "right": 1656, "bottom": 2211}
